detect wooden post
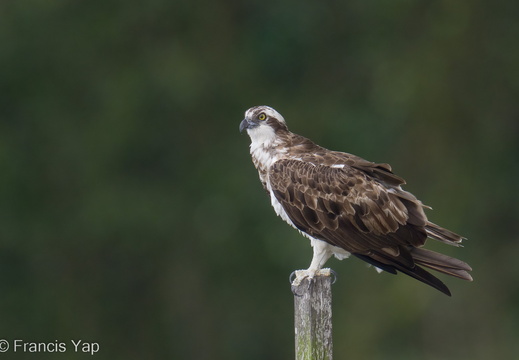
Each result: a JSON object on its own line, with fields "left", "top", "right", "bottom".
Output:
{"left": 293, "top": 269, "right": 333, "bottom": 360}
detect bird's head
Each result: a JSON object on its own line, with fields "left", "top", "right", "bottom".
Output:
{"left": 239, "top": 106, "right": 288, "bottom": 145}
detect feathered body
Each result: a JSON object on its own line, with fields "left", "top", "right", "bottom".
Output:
{"left": 240, "top": 105, "right": 472, "bottom": 295}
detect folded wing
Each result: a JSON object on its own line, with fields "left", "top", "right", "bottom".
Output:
{"left": 269, "top": 157, "right": 472, "bottom": 295}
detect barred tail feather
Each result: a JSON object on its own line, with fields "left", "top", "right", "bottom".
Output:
{"left": 411, "top": 247, "right": 473, "bottom": 281}
{"left": 392, "top": 263, "right": 452, "bottom": 296}
{"left": 354, "top": 253, "right": 452, "bottom": 296}
{"left": 426, "top": 221, "right": 465, "bottom": 246}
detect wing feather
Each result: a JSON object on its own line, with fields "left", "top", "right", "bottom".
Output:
{"left": 269, "top": 159, "right": 420, "bottom": 250}
{"left": 267, "top": 153, "right": 470, "bottom": 295}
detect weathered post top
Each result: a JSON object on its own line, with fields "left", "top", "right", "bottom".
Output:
{"left": 293, "top": 269, "right": 333, "bottom": 360}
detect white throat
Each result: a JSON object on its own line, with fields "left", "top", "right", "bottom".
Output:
{"left": 248, "top": 125, "right": 276, "bottom": 149}
{"left": 247, "top": 124, "right": 284, "bottom": 173}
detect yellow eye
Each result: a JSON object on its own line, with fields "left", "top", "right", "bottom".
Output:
{"left": 258, "top": 113, "right": 266, "bottom": 121}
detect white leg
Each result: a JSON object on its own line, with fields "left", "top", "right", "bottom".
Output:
{"left": 307, "top": 239, "right": 333, "bottom": 275}
{"left": 291, "top": 239, "right": 333, "bottom": 286}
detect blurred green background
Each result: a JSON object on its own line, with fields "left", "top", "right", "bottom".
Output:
{"left": 1, "top": 0, "right": 518, "bottom": 359}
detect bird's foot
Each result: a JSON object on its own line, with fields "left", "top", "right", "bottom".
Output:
{"left": 289, "top": 268, "right": 337, "bottom": 296}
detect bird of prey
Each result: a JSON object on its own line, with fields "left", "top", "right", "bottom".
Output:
{"left": 240, "top": 105, "right": 472, "bottom": 296}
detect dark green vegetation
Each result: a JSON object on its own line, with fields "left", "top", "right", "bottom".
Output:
{"left": 1, "top": 1, "right": 518, "bottom": 359}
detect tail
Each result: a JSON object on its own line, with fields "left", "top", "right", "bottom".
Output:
{"left": 420, "top": 222, "right": 472, "bottom": 290}
{"left": 411, "top": 247, "right": 473, "bottom": 282}
{"left": 426, "top": 221, "right": 465, "bottom": 246}
{"left": 355, "top": 244, "right": 473, "bottom": 296}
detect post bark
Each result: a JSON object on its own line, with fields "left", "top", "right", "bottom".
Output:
{"left": 293, "top": 269, "right": 333, "bottom": 360}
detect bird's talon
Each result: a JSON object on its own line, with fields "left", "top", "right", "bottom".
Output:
{"left": 330, "top": 269, "right": 338, "bottom": 284}
{"left": 289, "top": 270, "right": 297, "bottom": 284}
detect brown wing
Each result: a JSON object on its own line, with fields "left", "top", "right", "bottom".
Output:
{"left": 269, "top": 158, "right": 428, "bottom": 252}
{"left": 269, "top": 157, "right": 471, "bottom": 295}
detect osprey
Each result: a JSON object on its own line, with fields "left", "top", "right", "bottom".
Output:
{"left": 240, "top": 105, "right": 472, "bottom": 296}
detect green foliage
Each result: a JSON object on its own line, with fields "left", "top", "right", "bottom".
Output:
{"left": 1, "top": 0, "right": 518, "bottom": 359}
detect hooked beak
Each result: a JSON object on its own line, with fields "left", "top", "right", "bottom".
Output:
{"left": 239, "top": 118, "right": 253, "bottom": 133}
